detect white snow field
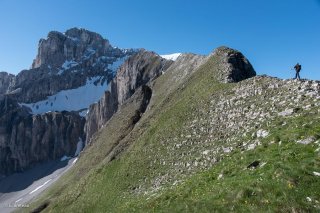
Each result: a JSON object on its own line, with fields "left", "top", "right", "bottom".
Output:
{"left": 160, "top": 53, "right": 182, "bottom": 61}
{"left": 20, "top": 77, "right": 109, "bottom": 115}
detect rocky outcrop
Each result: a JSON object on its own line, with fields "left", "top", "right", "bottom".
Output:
{"left": 211, "top": 46, "right": 256, "bottom": 83}
{"left": 84, "top": 86, "right": 118, "bottom": 145}
{"left": 0, "top": 72, "right": 15, "bottom": 94}
{"left": 84, "top": 50, "right": 172, "bottom": 143}
{"left": 115, "top": 50, "right": 172, "bottom": 105}
{"left": 0, "top": 95, "right": 85, "bottom": 175}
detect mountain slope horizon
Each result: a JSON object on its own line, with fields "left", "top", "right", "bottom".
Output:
{"left": 10, "top": 33, "right": 319, "bottom": 212}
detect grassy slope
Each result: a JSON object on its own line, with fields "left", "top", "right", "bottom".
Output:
{"left": 127, "top": 113, "right": 320, "bottom": 212}
{"left": 24, "top": 53, "right": 320, "bottom": 212}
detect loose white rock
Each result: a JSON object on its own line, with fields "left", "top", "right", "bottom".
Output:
{"left": 313, "top": 171, "right": 320, "bottom": 177}
{"left": 297, "top": 137, "right": 315, "bottom": 145}
{"left": 257, "top": 129, "right": 269, "bottom": 138}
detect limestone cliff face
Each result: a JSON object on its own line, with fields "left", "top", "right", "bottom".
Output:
{"left": 115, "top": 50, "right": 173, "bottom": 105}
{"left": 9, "top": 28, "right": 136, "bottom": 103}
{"left": 84, "top": 50, "right": 173, "bottom": 143}
{"left": 211, "top": 46, "right": 256, "bottom": 83}
{"left": 84, "top": 86, "right": 118, "bottom": 144}
{"left": 0, "top": 95, "right": 85, "bottom": 175}
{"left": 32, "top": 28, "right": 117, "bottom": 69}
{"left": 0, "top": 72, "right": 15, "bottom": 94}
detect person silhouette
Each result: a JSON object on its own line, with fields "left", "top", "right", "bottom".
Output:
{"left": 294, "top": 63, "right": 302, "bottom": 80}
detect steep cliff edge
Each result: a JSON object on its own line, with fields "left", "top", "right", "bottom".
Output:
{"left": 84, "top": 50, "right": 173, "bottom": 143}
{"left": 0, "top": 72, "right": 15, "bottom": 94}
{"left": 0, "top": 95, "right": 85, "bottom": 175}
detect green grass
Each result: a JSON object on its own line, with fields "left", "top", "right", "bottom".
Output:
{"left": 122, "top": 114, "right": 320, "bottom": 212}
{"left": 128, "top": 143, "right": 319, "bottom": 212}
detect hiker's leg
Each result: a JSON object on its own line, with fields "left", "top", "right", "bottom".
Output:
{"left": 298, "top": 72, "right": 301, "bottom": 80}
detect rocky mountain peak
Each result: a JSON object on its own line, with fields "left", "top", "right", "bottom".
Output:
{"left": 64, "top": 27, "right": 106, "bottom": 43}
{"left": 31, "top": 28, "right": 114, "bottom": 69}
{"left": 10, "top": 28, "right": 137, "bottom": 104}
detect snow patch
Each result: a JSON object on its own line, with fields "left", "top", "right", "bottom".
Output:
{"left": 62, "top": 60, "right": 78, "bottom": 70}
{"left": 72, "top": 158, "right": 78, "bottom": 164}
{"left": 20, "top": 77, "right": 108, "bottom": 115}
{"left": 83, "top": 48, "right": 96, "bottom": 60}
{"left": 107, "top": 56, "right": 128, "bottom": 75}
{"left": 74, "top": 138, "right": 83, "bottom": 157}
{"left": 29, "top": 179, "right": 52, "bottom": 194}
{"left": 67, "top": 36, "right": 80, "bottom": 42}
{"left": 58, "top": 60, "right": 79, "bottom": 75}
{"left": 15, "top": 198, "right": 23, "bottom": 203}
{"left": 60, "top": 155, "right": 71, "bottom": 161}
{"left": 160, "top": 53, "right": 181, "bottom": 61}
{"left": 79, "top": 109, "right": 89, "bottom": 117}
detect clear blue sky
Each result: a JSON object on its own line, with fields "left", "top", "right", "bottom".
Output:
{"left": 0, "top": 0, "right": 319, "bottom": 79}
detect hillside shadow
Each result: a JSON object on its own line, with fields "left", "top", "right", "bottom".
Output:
{"left": 0, "top": 159, "right": 68, "bottom": 193}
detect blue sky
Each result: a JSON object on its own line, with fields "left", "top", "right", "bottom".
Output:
{"left": 0, "top": 0, "right": 319, "bottom": 79}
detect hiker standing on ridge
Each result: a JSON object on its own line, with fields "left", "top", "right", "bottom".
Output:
{"left": 294, "top": 63, "right": 302, "bottom": 80}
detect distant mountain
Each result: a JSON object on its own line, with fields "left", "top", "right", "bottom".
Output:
{"left": 5, "top": 28, "right": 137, "bottom": 114}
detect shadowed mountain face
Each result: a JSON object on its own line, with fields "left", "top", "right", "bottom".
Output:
{"left": 85, "top": 50, "right": 173, "bottom": 143}
{"left": 0, "top": 159, "right": 68, "bottom": 193}
{"left": 0, "top": 95, "right": 85, "bottom": 175}
{"left": 0, "top": 72, "right": 14, "bottom": 95}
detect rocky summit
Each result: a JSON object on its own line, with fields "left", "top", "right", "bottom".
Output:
{"left": 0, "top": 28, "right": 319, "bottom": 212}
{"left": 5, "top": 28, "right": 137, "bottom": 104}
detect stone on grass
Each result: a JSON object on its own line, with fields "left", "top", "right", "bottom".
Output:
{"left": 297, "top": 137, "right": 315, "bottom": 145}
{"left": 313, "top": 171, "right": 320, "bottom": 177}
{"left": 256, "top": 129, "right": 269, "bottom": 138}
